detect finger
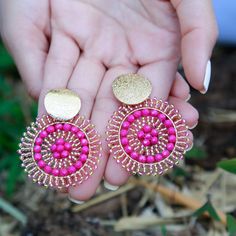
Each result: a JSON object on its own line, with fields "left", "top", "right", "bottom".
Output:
{"left": 168, "top": 96, "right": 199, "bottom": 129}
{"left": 69, "top": 65, "right": 137, "bottom": 200}
{"left": 139, "top": 61, "right": 178, "bottom": 99}
{"left": 171, "top": 0, "right": 218, "bottom": 93}
{"left": 170, "top": 72, "right": 190, "bottom": 101}
{"left": 67, "top": 57, "right": 106, "bottom": 199}
{"left": 38, "top": 31, "right": 79, "bottom": 116}
{"left": 1, "top": 29, "right": 47, "bottom": 99}
{"left": 67, "top": 56, "right": 105, "bottom": 117}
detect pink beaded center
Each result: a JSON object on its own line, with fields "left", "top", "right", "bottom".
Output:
{"left": 120, "top": 108, "right": 176, "bottom": 164}
{"left": 33, "top": 123, "right": 89, "bottom": 177}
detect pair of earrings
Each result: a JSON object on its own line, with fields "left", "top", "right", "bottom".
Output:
{"left": 19, "top": 74, "right": 190, "bottom": 190}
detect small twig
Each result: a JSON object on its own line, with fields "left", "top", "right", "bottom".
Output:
{"left": 72, "top": 184, "right": 135, "bottom": 213}
{"left": 114, "top": 216, "right": 186, "bottom": 232}
{"left": 0, "top": 197, "right": 27, "bottom": 225}
{"left": 130, "top": 178, "right": 227, "bottom": 226}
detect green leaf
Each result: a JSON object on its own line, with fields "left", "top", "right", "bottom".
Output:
{"left": 227, "top": 214, "right": 236, "bottom": 236}
{"left": 217, "top": 159, "right": 236, "bottom": 174}
{"left": 193, "top": 201, "right": 220, "bottom": 221}
{"left": 185, "top": 146, "right": 207, "bottom": 160}
{"left": 161, "top": 225, "right": 167, "bottom": 236}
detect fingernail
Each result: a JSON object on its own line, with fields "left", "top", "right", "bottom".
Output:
{"left": 68, "top": 195, "right": 84, "bottom": 204}
{"left": 200, "top": 60, "right": 211, "bottom": 94}
{"left": 186, "top": 142, "right": 193, "bottom": 151}
{"left": 104, "top": 181, "right": 119, "bottom": 191}
{"left": 189, "top": 122, "right": 198, "bottom": 130}
{"left": 185, "top": 94, "right": 191, "bottom": 102}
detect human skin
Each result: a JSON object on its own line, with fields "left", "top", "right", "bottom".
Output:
{"left": 0, "top": 0, "right": 218, "bottom": 202}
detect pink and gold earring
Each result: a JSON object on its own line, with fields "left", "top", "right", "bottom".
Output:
{"left": 18, "top": 89, "right": 102, "bottom": 189}
{"left": 106, "top": 74, "right": 191, "bottom": 176}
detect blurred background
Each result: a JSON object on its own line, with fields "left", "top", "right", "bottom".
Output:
{"left": 0, "top": 1, "right": 236, "bottom": 236}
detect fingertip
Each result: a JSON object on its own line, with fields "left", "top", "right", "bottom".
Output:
{"left": 104, "top": 158, "right": 130, "bottom": 186}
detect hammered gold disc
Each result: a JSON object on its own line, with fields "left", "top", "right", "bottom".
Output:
{"left": 112, "top": 74, "right": 152, "bottom": 105}
{"left": 44, "top": 89, "right": 81, "bottom": 120}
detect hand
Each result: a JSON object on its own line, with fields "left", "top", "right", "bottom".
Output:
{"left": 0, "top": 0, "right": 217, "bottom": 202}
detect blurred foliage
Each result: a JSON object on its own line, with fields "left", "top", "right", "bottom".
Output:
{"left": 217, "top": 158, "right": 236, "bottom": 174}
{"left": 0, "top": 41, "right": 16, "bottom": 72}
{"left": 185, "top": 146, "right": 207, "bottom": 160}
{"left": 0, "top": 53, "right": 37, "bottom": 197}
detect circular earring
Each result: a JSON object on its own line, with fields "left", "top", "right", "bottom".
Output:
{"left": 106, "top": 74, "right": 191, "bottom": 176}
{"left": 18, "top": 89, "right": 102, "bottom": 189}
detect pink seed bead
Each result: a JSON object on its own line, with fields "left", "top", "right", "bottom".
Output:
{"left": 71, "top": 126, "right": 79, "bottom": 133}
{"left": 80, "top": 154, "right": 87, "bottom": 163}
{"left": 150, "top": 110, "right": 158, "bottom": 117}
{"left": 68, "top": 166, "right": 76, "bottom": 174}
{"left": 158, "top": 113, "right": 166, "bottom": 122}
{"left": 61, "top": 150, "right": 69, "bottom": 158}
{"left": 168, "top": 127, "right": 176, "bottom": 135}
{"left": 164, "top": 120, "right": 172, "bottom": 128}
{"left": 131, "top": 152, "right": 139, "bottom": 160}
{"left": 56, "top": 144, "right": 64, "bottom": 152}
{"left": 81, "top": 139, "right": 88, "bottom": 146}
{"left": 142, "top": 109, "right": 150, "bottom": 116}
{"left": 124, "top": 146, "right": 132, "bottom": 154}
{"left": 147, "top": 155, "right": 155, "bottom": 163}
{"left": 46, "top": 125, "right": 55, "bottom": 133}
{"left": 56, "top": 138, "right": 65, "bottom": 145}
{"left": 53, "top": 152, "right": 61, "bottom": 159}
{"left": 155, "top": 153, "right": 163, "bottom": 162}
{"left": 145, "top": 134, "right": 152, "bottom": 140}
{"left": 38, "top": 160, "right": 46, "bottom": 168}
{"left": 120, "top": 129, "right": 128, "bottom": 137}
{"left": 44, "top": 165, "right": 52, "bottom": 174}
{"left": 137, "top": 130, "right": 145, "bottom": 139}
{"left": 168, "top": 135, "right": 176, "bottom": 143}
{"left": 143, "top": 139, "right": 151, "bottom": 146}
{"left": 60, "top": 168, "right": 68, "bottom": 176}
{"left": 143, "top": 125, "right": 152, "bottom": 133}
{"left": 75, "top": 161, "right": 83, "bottom": 169}
{"left": 122, "top": 121, "right": 130, "bottom": 129}
{"left": 55, "top": 123, "right": 63, "bottom": 130}
{"left": 34, "top": 153, "right": 42, "bottom": 161}
{"left": 77, "top": 131, "right": 85, "bottom": 139}
{"left": 64, "top": 142, "right": 72, "bottom": 151}
{"left": 162, "top": 150, "right": 170, "bottom": 158}
{"left": 35, "top": 137, "right": 43, "bottom": 145}
{"left": 151, "top": 129, "right": 158, "bottom": 137}
{"left": 151, "top": 137, "right": 158, "bottom": 145}
{"left": 39, "top": 130, "right": 48, "bottom": 138}
{"left": 138, "top": 155, "right": 146, "bottom": 163}
{"left": 52, "top": 168, "right": 59, "bottom": 176}
{"left": 121, "top": 137, "right": 129, "bottom": 146}
{"left": 50, "top": 144, "right": 57, "bottom": 152}
{"left": 34, "top": 145, "right": 41, "bottom": 153}
{"left": 167, "top": 143, "right": 175, "bottom": 151}
{"left": 133, "top": 110, "right": 142, "bottom": 118}
{"left": 81, "top": 146, "right": 89, "bottom": 154}
{"left": 127, "top": 115, "right": 135, "bottom": 123}
{"left": 63, "top": 123, "right": 71, "bottom": 131}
